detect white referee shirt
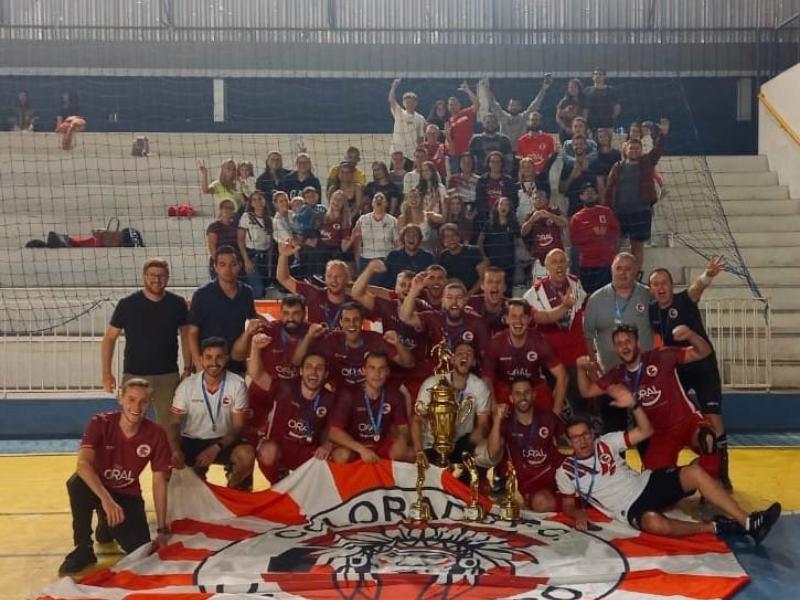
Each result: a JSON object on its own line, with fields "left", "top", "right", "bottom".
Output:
{"left": 171, "top": 370, "right": 248, "bottom": 440}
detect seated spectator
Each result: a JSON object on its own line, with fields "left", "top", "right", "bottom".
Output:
{"left": 389, "top": 78, "right": 426, "bottom": 158}
{"left": 385, "top": 224, "right": 435, "bottom": 283}
{"left": 444, "top": 81, "right": 480, "bottom": 175}
{"left": 515, "top": 157, "right": 538, "bottom": 222}
{"left": 426, "top": 99, "right": 449, "bottom": 131}
{"left": 569, "top": 183, "right": 620, "bottom": 293}
{"left": 403, "top": 146, "right": 428, "bottom": 194}
{"left": 516, "top": 112, "right": 558, "bottom": 195}
{"left": 256, "top": 151, "right": 290, "bottom": 208}
{"left": 442, "top": 190, "right": 475, "bottom": 244}
{"left": 470, "top": 114, "right": 514, "bottom": 175}
{"left": 422, "top": 123, "right": 448, "bottom": 179}
{"left": 327, "top": 161, "right": 365, "bottom": 222}
{"left": 319, "top": 190, "right": 356, "bottom": 263}
{"left": 480, "top": 75, "right": 551, "bottom": 153}
{"left": 593, "top": 128, "right": 622, "bottom": 198}
{"left": 439, "top": 223, "right": 488, "bottom": 293}
{"left": 520, "top": 189, "right": 567, "bottom": 280}
{"left": 199, "top": 159, "right": 244, "bottom": 211}
{"left": 582, "top": 67, "right": 621, "bottom": 130}
{"left": 398, "top": 189, "right": 439, "bottom": 253}
{"left": 282, "top": 152, "right": 322, "bottom": 199}
{"left": 555, "top": 79, "right": 584, "bottom": 142}
{"left": 558, "top": 135, "right": 597, "bottom": 217}
{"left": 561, "top": 117, "right": 598, "bottom": 166}
{"left": 271, "top": 191, "right": 297, "bottom": 246}
{"left": 207, "top": 199, "right": 240, "bottom": 278}
{"left": 9, "top": 90, "right": 35, "bottom": 131}
{"left": 475, "top": 151, "right": 516, "bottom": 233}
{"left": 417, "top": 160, "right": 448, "bottom": 216}
{"left": 389, "top": 150, "right": 409, "bottom": 188}
{"left": 327, "top": 146, "right": 367, "bottom": 189}
{"left": 352, "top": 192, "right": 399, "bottom": 276}
{"left": 478, "top": 197, "right": 520, "bottom": 297}
{"left": 447, "top": 153, "right": 480, "bottom": 213}
{"left": 365, "top": 161, "right": 403, "bottom": 216}
{"left": 604, "top": 118, "right": 669, "bottom": 273}
{"left": 236, "top": 161, "right": 256, "bottom": 202}
{"left": 236, "top": 191, "right": 273, "bottom": 298}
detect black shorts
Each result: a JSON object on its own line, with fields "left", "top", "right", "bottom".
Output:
{"left": 626, "top": 467, "right": 692, "bottom": 529}
{"left": 678, "top": 361, "right": 723, "bottom": 415}
{"left": 181, "top": 436, "right": 248, "bottom": 469}
{"left": 617, "top": 210, "right": 652, "bottom": 241}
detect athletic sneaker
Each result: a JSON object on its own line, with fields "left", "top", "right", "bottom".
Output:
{"left": 747, "top": 502, "right": 782, "bottom": 544}
{"left": 58, "top": 545, "right": 97, "bottom": 574}
{"left": 95, "top": 513, "right": 113, "bottom": 544}
{"left": 713, "top": 516, "right": 745, "bottom": 537}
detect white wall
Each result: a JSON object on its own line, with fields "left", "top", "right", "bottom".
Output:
{"left": 758, "top": 63, "right": 800, "bottom": 198}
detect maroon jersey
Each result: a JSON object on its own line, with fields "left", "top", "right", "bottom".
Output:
{"left": 372, "top": 296, "right": 433, "bottom": 372}
{"left": 258, "top": 320, "right": 309, "bottom": 381}
{"left": 242, "top": 381, "right": 275, "bottom": 445}
{"left": 80, "top": 412, "right": 171, "bottom": 497}
{"left": 330, "top": 386, "right": 408, "bottom": 446}
{"left": 467, "top": 295, "right": 508, "bottom": 335}
{"left": 296, "top": 281, "right": 351, "bottom": 329}
{"left": 528, "top": 208, "right": 564, "bottom": 263}
{"left": 319, "top": 221, "right": 350, "bottom": 251}
{"left": 419, "top": 310, "right": 490, "bottom": 354}
{"left": 482, "top": 329, "right": 561, "bottom": 385}
{"left": 312, "top": 330, "right": 398, "bottom": 389}
{"left": 501, "top": 410, "right": 565, "bottom": 493}
{"left": 597, "top": 347, "right": 701, "bottom": 431}
{"left": 267, "top": 380, "right": 336, "bottom": 447}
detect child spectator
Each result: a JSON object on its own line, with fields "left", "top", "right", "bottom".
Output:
{"left": 521, "top": 189, "right": 567, "bottom": 281}
{"left": 237, "top": 191, "right": 273, "bottom": 298}
{"left": 478, "top": 197, "right": 520, "bottom": 297}
{"left": 295, "top": 186, "right": 327, "bottom": 239}
{"left": 199, "top": 159, "right": 244, "bottom": 211}
{"left": 272, "top": 191, "right": 296, "bottom": 246}
{"left": 237, "top": 161, "right": 256, "bottom": 201}
{"left": 206, "top": 199, "right": 240, "bottom": 278}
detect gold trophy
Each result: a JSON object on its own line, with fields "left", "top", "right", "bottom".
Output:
{"left": 461, "top": 452, "right": 485, "bottom": 522}
{"left": 407, "top": 455, "right": 433, "bottom": 522}
{"left": 498, "top": 458, "right": 521, "bottom": 523}
{"left": 414, "top": 338, "right": 474, "bottom": 467}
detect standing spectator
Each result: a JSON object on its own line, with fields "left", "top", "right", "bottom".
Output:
{"left": 389, "top": 150, "right": 409, "bottom": 189}
{"left": 604, "top": 118, "right": 669, "bottom": 274}
{"left": 101, "top": 259, "right": 190, "bottom": 427}
{"left": 558, "top": 135, "right": 597, "bottom": 217}
{"left": 236, "top": 161, "right": 256, "bottom": 203}
{"left": 384, "top": 224, "right": 435, "bottom": 283}
{"left": 516, "top": 112, "right": 558, "bottom": 195}
{"left": 327, "top": 161, "right": 365, "bottom": 221}
{"left": 444, "top": 81, "right": 480, "bottom": 175}
{"left": 388, "top": 78, "right": 426, "bottom": 158}
{"left": 426, "top": 99, "right": 449, "bottom": 131}
{"left": 515, "top": 157, "right": 538, "bottom": 222}
{"left": 469, "top": 114, "right": 514, "bottom": 175}
{"left": 583, "top": 67, "right": 622, "bottom": 130}
{"left": 474, "top": 151, "right": 516, "bottom": 233}
{"left": 478, "top": 197, "right": 520, "bottom": 297}
{"left": 206, "top": 199, "right": 240, "bottom": 277}
{"left": 521, "top": 189, "right": 567, "bottom": 280}
{"left": 271, "top": 191, "right": 296, "bottom": 246}
{"left": 561, "top": 117, "right": 598, "bottom": 166}
{"left": 480, "top": 76, "right": 551, "bottom": 152}
{"left": 237, "top": 191, "right": 273, "bottom": 299}
{"left": 594, "top": 128, "right": 622, "bottom": 198}
{"left": 442, "top": 191, "right": 475, "bottom": 244}
{"left": 417, "top": 161, "right": 448, "bottom": 217}
{"left": 422, "top": 124, "right": 448, "bottom": 179}
{"left": 352, "top": 193, "right": 399, "bottom": 276}
{"left": 256, "top": 151, "right": 291, "bottom": 209}
{"left": 402, "top": 147, "right": 429, "bottom": 194}
{"left": 447, "top": 153, "right": 480, "bottom": 213}
{"left": 58, "top": 380, "right": 171, "bottom": 574}
{"left": 320, "top": 189, "right": 356, "bottom": 263}
{"left": 555, "top": 79, "right": 584, "bottom": 142}
{"left": 294, "top": 186, "right": 327, "bottom": 239}
{"left": 398, "top": 189, "right": 439, "bottom": 253}
{"left": 569, "top": 183, "right": 620, "bottom": 293}
{"left": 282, "top": 152, "right": 321, "bottom": 199}
{"left": 199, "top": 159, "right": 244, "bottom": 211}
{"left": 365, "top": 161, "right": 403, "bottom": 216}
{"left": 187, "top": 247, "right": 259, "bottom": 376}
{"left": 326, "top": 146, "right": 367, "bottom": 189}
{"left": 9, "top": 90, "right": 35, "bottom": 130}
{"left": 439, "top": 223, "right": 488, "bottom": 294}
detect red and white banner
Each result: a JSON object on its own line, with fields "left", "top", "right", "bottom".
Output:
{"left": 37, "top": 459, "right": 748, "bottom": 599}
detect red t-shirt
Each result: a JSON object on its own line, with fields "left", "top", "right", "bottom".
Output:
{"left": 266, "top": 380, "right": 337, "bottom": 447}
{"left": 296, "top": 281, "right": 351, "bottom": 328}
{"left": 530, "top": 276, "right": 586, "bottom": 366}
{"left": 423, "top": 141, "right": 448, "bottom": 179}
{"left": 80, "top": 412, "right": 171, "bottom": 497}
{"left": 312, "top": 330, "right": 398, "bottom": 389}
{"left": 258, "top": 320, "right": 309, "bottom": 382}
{"left": 448, "top": 106, "right": 478, "bottom": 155}
{"left": 482, "top": 329, "right": 561, "bottom": 385}
{"left": 484, "top": 177, "right": 505, "bottom": 211}
{"left": 242, "top": 381, "right": 274, "bottom": 446}
{"left": 371, "top": 296, "right": 433, "bottom": 375}
{"left": 418, "top": 310, "right": 489, "bottom": 355}
{"left": 466, "top": 295, "right": 508, "bottom": 336}
{"left": 501, "top": 410, "right": 565, "bottom": 493}
{"left": 516, "top": 132, "right": 557, "bottom": 174}
{"left": 528, "top": 208, "right": 564, "bottom": 263}
{"left": 330, "top": 386, "right": 408, "bottom": 446}
{"left": 569, "top": 206, "right": 621, "bottom": 268}
{"left": 597, "top": 347, "right": 701, "bottom": 431}
{"left": 319, "top": 221, "right": 351, "bottom": 251}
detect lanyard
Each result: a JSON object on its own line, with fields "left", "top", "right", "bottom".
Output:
{"left": 612, "top": 286, "right": 633, "bottom": 324}
{"left": 363, "top": 389, "right": 385, "bottom": 441}
{"left": 445, "top": 319, "right": 467, "bottom": 351}
{"left": 302, "top": 392, "right": 322, "bottom": 443}
{"left": 321, "top": 300, "right": 343, "bottom": 330}
{"left": 624, "top": 362, "right": 644, "bottom": 402}
{"left": 201, "top": 372, "right": 227, "bottom": 433}
{"left": 573, "top": 452, "right": 598, "bottom": 508}
{"left": 512, "top": 413, "right": 537, "bottom": 450}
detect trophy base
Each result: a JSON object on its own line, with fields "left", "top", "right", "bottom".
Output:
{"left": 407, "top": 501, "right": 432, "bottom": 522}
{"left": 499, "top": 503, "right": 520, "bottom": 523}
{"left": 462, "top": 504, "right": 485, "bottom": 522}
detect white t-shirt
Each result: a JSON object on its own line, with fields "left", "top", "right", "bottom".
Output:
{"left": 171, "top": 370, "right": 248, "bottom": 440}
{"left": 238, "top": 212, "right": 272, "bottom": 251}
{"left": 357, "top": 212, "right": 398, "bottom": 259}
{"left": 555, "top": 431, "right": 651, "bottom": 522}
{"left": 272, "top": 214, "right": 295, "bottom": 245}
{"left": 391, "top": 104, "right": 426, "bottom": 157}
{"left": 416, "top": 373, "right": 491, "bottom": 448}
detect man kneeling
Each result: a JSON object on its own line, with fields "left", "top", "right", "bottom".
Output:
{"left": 556, "top": 386, "right": 780, "bottom": 543}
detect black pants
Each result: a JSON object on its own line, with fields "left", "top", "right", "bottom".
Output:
{"left": 66, "top": 474, "right": 150, "bottom": 552}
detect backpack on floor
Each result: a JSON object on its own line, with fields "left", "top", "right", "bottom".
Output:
{"left": 121, "top": 227, "right": 145, "bottom": 247}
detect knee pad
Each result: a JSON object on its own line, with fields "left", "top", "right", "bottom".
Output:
{"left": 698, "top": 426, "right": 717, "bottom": 455}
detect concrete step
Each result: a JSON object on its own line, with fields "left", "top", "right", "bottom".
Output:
{"left": 647, "top": 246, "right": 800, "bottom": 268}
{"left": 726, "top": 232, "right": 800, "bottom": 247}
{"left": 686, "top": 266, "right": 800, "bottom": 287}
{"left": 701, "top": 286, "right": 800, "bottom": 310}
{"left": 711, "top": 172, "right": 779, "bottom": 187}
{"left": 772, "top": 362, "right": 800, "bottom": 388}
{"left": 674, "top": 199, "right": 799, "bottom": 216}
{"left": 714, "top": 185, "right": 789, "bottom": 200}
{"left": 704, "top": 155, "right": 770, "bottom": 173}
{"left": 725, "top": 215, "right": 800, "bottom": 233}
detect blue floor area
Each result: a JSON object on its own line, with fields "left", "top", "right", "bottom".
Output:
{"left": 732, "top": 514, "right": 800, "bottom": 598}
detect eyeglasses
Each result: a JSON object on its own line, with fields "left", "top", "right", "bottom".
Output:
{"left": 568, "top": 432, "right": 593, "bottom": 442}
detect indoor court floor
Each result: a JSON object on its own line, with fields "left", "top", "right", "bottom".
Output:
{"left": 3, "top": 443, "right": 799, "bottom": 600}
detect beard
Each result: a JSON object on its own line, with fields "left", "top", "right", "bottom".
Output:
{"left": 284, "top": 321, "right": 300, "bottom": 334}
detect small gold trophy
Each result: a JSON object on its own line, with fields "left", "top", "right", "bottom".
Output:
{"left": 461, "top": 452, "right": 485, "bottom": 522}
{"left": 407, "top": 455, "right": 433, "bottom": 522}
{"left": 499, "top": 458, "right": 521, "bottom": 523}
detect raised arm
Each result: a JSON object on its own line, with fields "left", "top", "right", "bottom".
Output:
{"left": 459, "top": 81, "right": 480, "bottom": 110}
{"left": 276, "top": 239, "right": 300, "bottom": 293}
{"left": 351, "top": 259, "right": 387, "bottom": 312}
{"left": 671, "top": 325, "right": 712, "bottom": 363}
{"left": 687, "top": 256, "right": 725, "bottom": 303}
{"left": 197, "top": 160, "right": 212, "bottom": 194}
{"left": 606, "top": 383, "right": 653, "bottom": 445}
{"left": 388, "top": 78, "right": 402, "bottom": 111}
{"left": 524, "top": 76, "right": 552, "bottom": 114}
{"left": 548, "top": 362, "right": 569, "bottom": 416}
{"left": 399, "top": 272, "right": 426, "bottom": 329}
{"left": 487, "top": 403, "right": 509, "bottom": 464}
{"left": 292, "top": 323, "right": 326, "bottom": 367}
{"left": 575, "top": 355, "right": 605, "bottom": 398}
{"left": 246, "top": 333, "right": 274, "bottom": 392}
{"left": 384, "top": 330, "right": 414, "bottom": 369}
{"left": 532, "top": 288, "right": 576, "bottom": 325}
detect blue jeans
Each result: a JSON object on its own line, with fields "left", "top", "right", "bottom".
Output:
{"left": 245, "top": 249, "right": 269, "bottom": 298}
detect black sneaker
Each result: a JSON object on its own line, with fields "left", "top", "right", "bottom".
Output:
{"left": 747, "top": 502, "right": 782, "bottom": 544}
{"left": 95, "top": 513, "right": 113, "bottom": 544}
{"left": 59, "top": 546, "right": 97, "bottom": 574}
{"left": 714, "top": 516, "right": 745, "bottom": 537}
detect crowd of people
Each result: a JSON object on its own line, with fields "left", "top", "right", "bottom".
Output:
{"left": 59, "top": 71, "right": 782, "bottom": 576}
